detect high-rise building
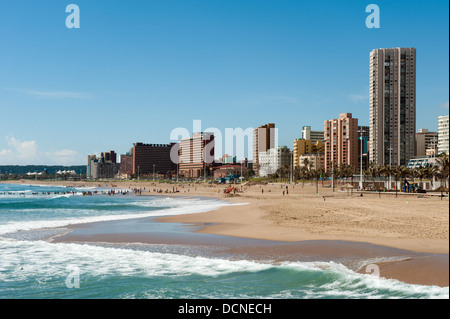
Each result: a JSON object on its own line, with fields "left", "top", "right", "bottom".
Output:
{"left": 416, "top": 129, "right": 439, "bottom": 157}
{"left": 132, "top": 143, "right": 176, "bottom": 177}
{"left": 258, "top": 146, "right": 290, "bottom": 177}
{"left": 438, "top": 115, "right": 449, "bottom": 155}
{"left": 253, "top": 123, "right": 276, "bottom": 176}
{"left": 120, "top": 153, "right": 133, "bottom": 178}
{"left": 302, "top": 126, "right": 324, "bottom": 143}
{"left": 369, "top": 47, "right": 416, "bottom": 166}
{"left": 179, "top": 132, "right": 215, "bottom": 179}
{"left": 101, "top": 151, "right": 117, "bottom": 164}
{"left": 324, "top": 113, "right": 359, "bottom": 171}
{"left": 87, "top": 152, "right": 120, "bottom": 179}
{"left": 86, "top": 155, "right": 97, "bottom": 179}
{"left": 293, "top": 139, "right": 324, "bottom": 167}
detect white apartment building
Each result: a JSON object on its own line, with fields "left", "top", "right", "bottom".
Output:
{"left": 438, "top": 115, "right": 449, "bottom": 155}
{"left": 302, "top": 126, "right": 324, "bottom": 143}
{"left": 258, "top": 146, "right": 290, "bottom": 177}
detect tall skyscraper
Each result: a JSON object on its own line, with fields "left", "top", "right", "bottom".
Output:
{"left": 324, "top": 113, "right": 359, "bottom": 171}
{"left": 253, "top": 123, "right": 276, "bottom": 176}
{"left": 369, "top": 47, "right": 416, "bottom": 166}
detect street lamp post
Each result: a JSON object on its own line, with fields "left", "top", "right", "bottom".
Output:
{"left": 331, "top": 161, "right": 335, "bottom": 192}
{"left": 153, "top": 164, "right": 156, "bottom": 181}
{"left": 388, "top": 147, "right": 393, "bottom": 191}
{"left": 359, "top": 132, "right": 363, "bottom": 190}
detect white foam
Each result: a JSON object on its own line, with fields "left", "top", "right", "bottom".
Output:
{"left": 0, "top": 197, "right": 240, "bottom": 236}
{"left": 0, "top": 240, "right": 447, "bottom": 299}
{"left": 281, "top": 261, "right": 449, "bottom": 299}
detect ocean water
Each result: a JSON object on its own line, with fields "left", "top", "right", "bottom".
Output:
{"left": 0, "top": 183, "right": 448, "bottom": 299}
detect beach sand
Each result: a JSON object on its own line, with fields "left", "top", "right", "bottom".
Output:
{"left": 3, "top": 179, "right": 449, "bottom": 287}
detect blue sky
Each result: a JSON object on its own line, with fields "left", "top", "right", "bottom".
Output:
{"left": 0, "top": 0, "right": 448, "bottom": 165}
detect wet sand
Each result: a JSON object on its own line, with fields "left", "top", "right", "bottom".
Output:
{"left": 50, "top": 215, "right": 449, "bottom": 287}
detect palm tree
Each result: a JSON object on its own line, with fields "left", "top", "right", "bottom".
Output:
{"left": 318, "top": 167, "right": 327, "bottom": 187}
{"left": 376, "top": 164, "right": 385, "bottom": 190}
{"left": 398, "top": 166, "right": 411, "bottom": 192}
{"left": 379, "top": 165, "right": 391, "bottom": 190}
{"left": 293, "top": 166, "right": 301, "bottom": 183}
{"left": 339, "top": 164, "right": 353, "bottom": 184}
{"left": 390, "top": 166, "right": 401, "bottom": 197}
{"left": 435, "top": 153, "right": 449, "bottom": 189}
{"left": 424, "top": 166, "right": 439, "bottom": 189}
{"left": 365, "top": 162, "right": 378, "bottom": 190}
{"left": 414, "top": 166, "right": 427, "bottom": 190}
{"left": 310, "top": 169, "right": 321, "bottom": 194}
{"left": 302, "top": 158, "right": 311, "bottom": 172}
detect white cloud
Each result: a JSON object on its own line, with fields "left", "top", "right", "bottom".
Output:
{"left": 440, "top": 101, "right": 449, "bottom": 110}
{"left": 6, "top": 136, "right": 39, "bottom": 160}
{"left": 0, "top": 136, "right": 83, "bottom": 165}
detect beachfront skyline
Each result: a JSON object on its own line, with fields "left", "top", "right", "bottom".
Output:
{"left": 0, "top": 1, "right": 449, "bottom": 165}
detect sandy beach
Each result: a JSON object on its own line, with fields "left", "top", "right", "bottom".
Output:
{"left": 2, "top": 179, "right": 449, "bottom": 287}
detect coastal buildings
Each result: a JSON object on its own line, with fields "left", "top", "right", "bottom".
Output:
{"left": 292, "top": 139, "right": 324, "bottom": 168}
{"left": 416, "top": 129, "right": 439, "bottom": 157}
{"left": 120, "top": 153, "right": 133, "bottom": 179}
{"left": 212, "top": 163, "right": 250, "bottom": 179}
{"left": 87, "top": 152, "right": 120, "bottom": 180}
{"left": 220, "top": 154, "right": 236, "bottom": 165}
{"left": 324, "top": 113, "right": 359, "bottom": 171}
{"left": 299, "top": 153, "right": 325, "bottom": 171}
{"left": 302, "top": 126, "right": 324, "bottom": 143}
{"left": 101, "top": 151, "right": 117, "bottom": 164}
{"left": 179, "top": 132, "right": 215, "bottom": 179}
{"left": 132, "top": 143, "right": 176, "bottom": 178}
{"left": 369, "top": 47, "right": 417, "bottom": 167}
{"left": 258, "top": 146, "right": 290, "bottom": 177}
{"left": 358, "top": 126, "right": 370, "bottom": 171}
{"left": 406, "top": 156, "right": 440, "bottom": 170}
{"left": 438, "top": 115, "right": 449, "bottom": 155}
{"left": 253, "top": 123, "right": 276, "bottom": 176}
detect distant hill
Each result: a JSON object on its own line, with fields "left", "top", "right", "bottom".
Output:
{"left": 0, "top": 165, "right": 86, "bottom": 175}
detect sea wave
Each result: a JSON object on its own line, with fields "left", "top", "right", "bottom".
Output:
{"left": 0, "top": 240, "right": 447, "bottom": 299}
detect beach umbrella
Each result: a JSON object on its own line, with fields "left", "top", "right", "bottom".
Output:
{"left": 434, "top": 185, "right": 449, "bottom": 200}
{"left": 343, "top": 183, "right": 355, "bottom": 195}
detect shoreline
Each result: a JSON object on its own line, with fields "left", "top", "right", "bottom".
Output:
{"left": 1, "top": 180, "right": 449, "bottom": 287}
{"left": 2, "top": 179, "right": 448, "bottom": 254}
{"left": 49, "top": 215, "right": 449, "bottom": 287}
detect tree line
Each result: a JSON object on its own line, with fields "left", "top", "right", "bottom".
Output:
{"left": 272, "top": 153, "right": 449, "bottom": 193}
